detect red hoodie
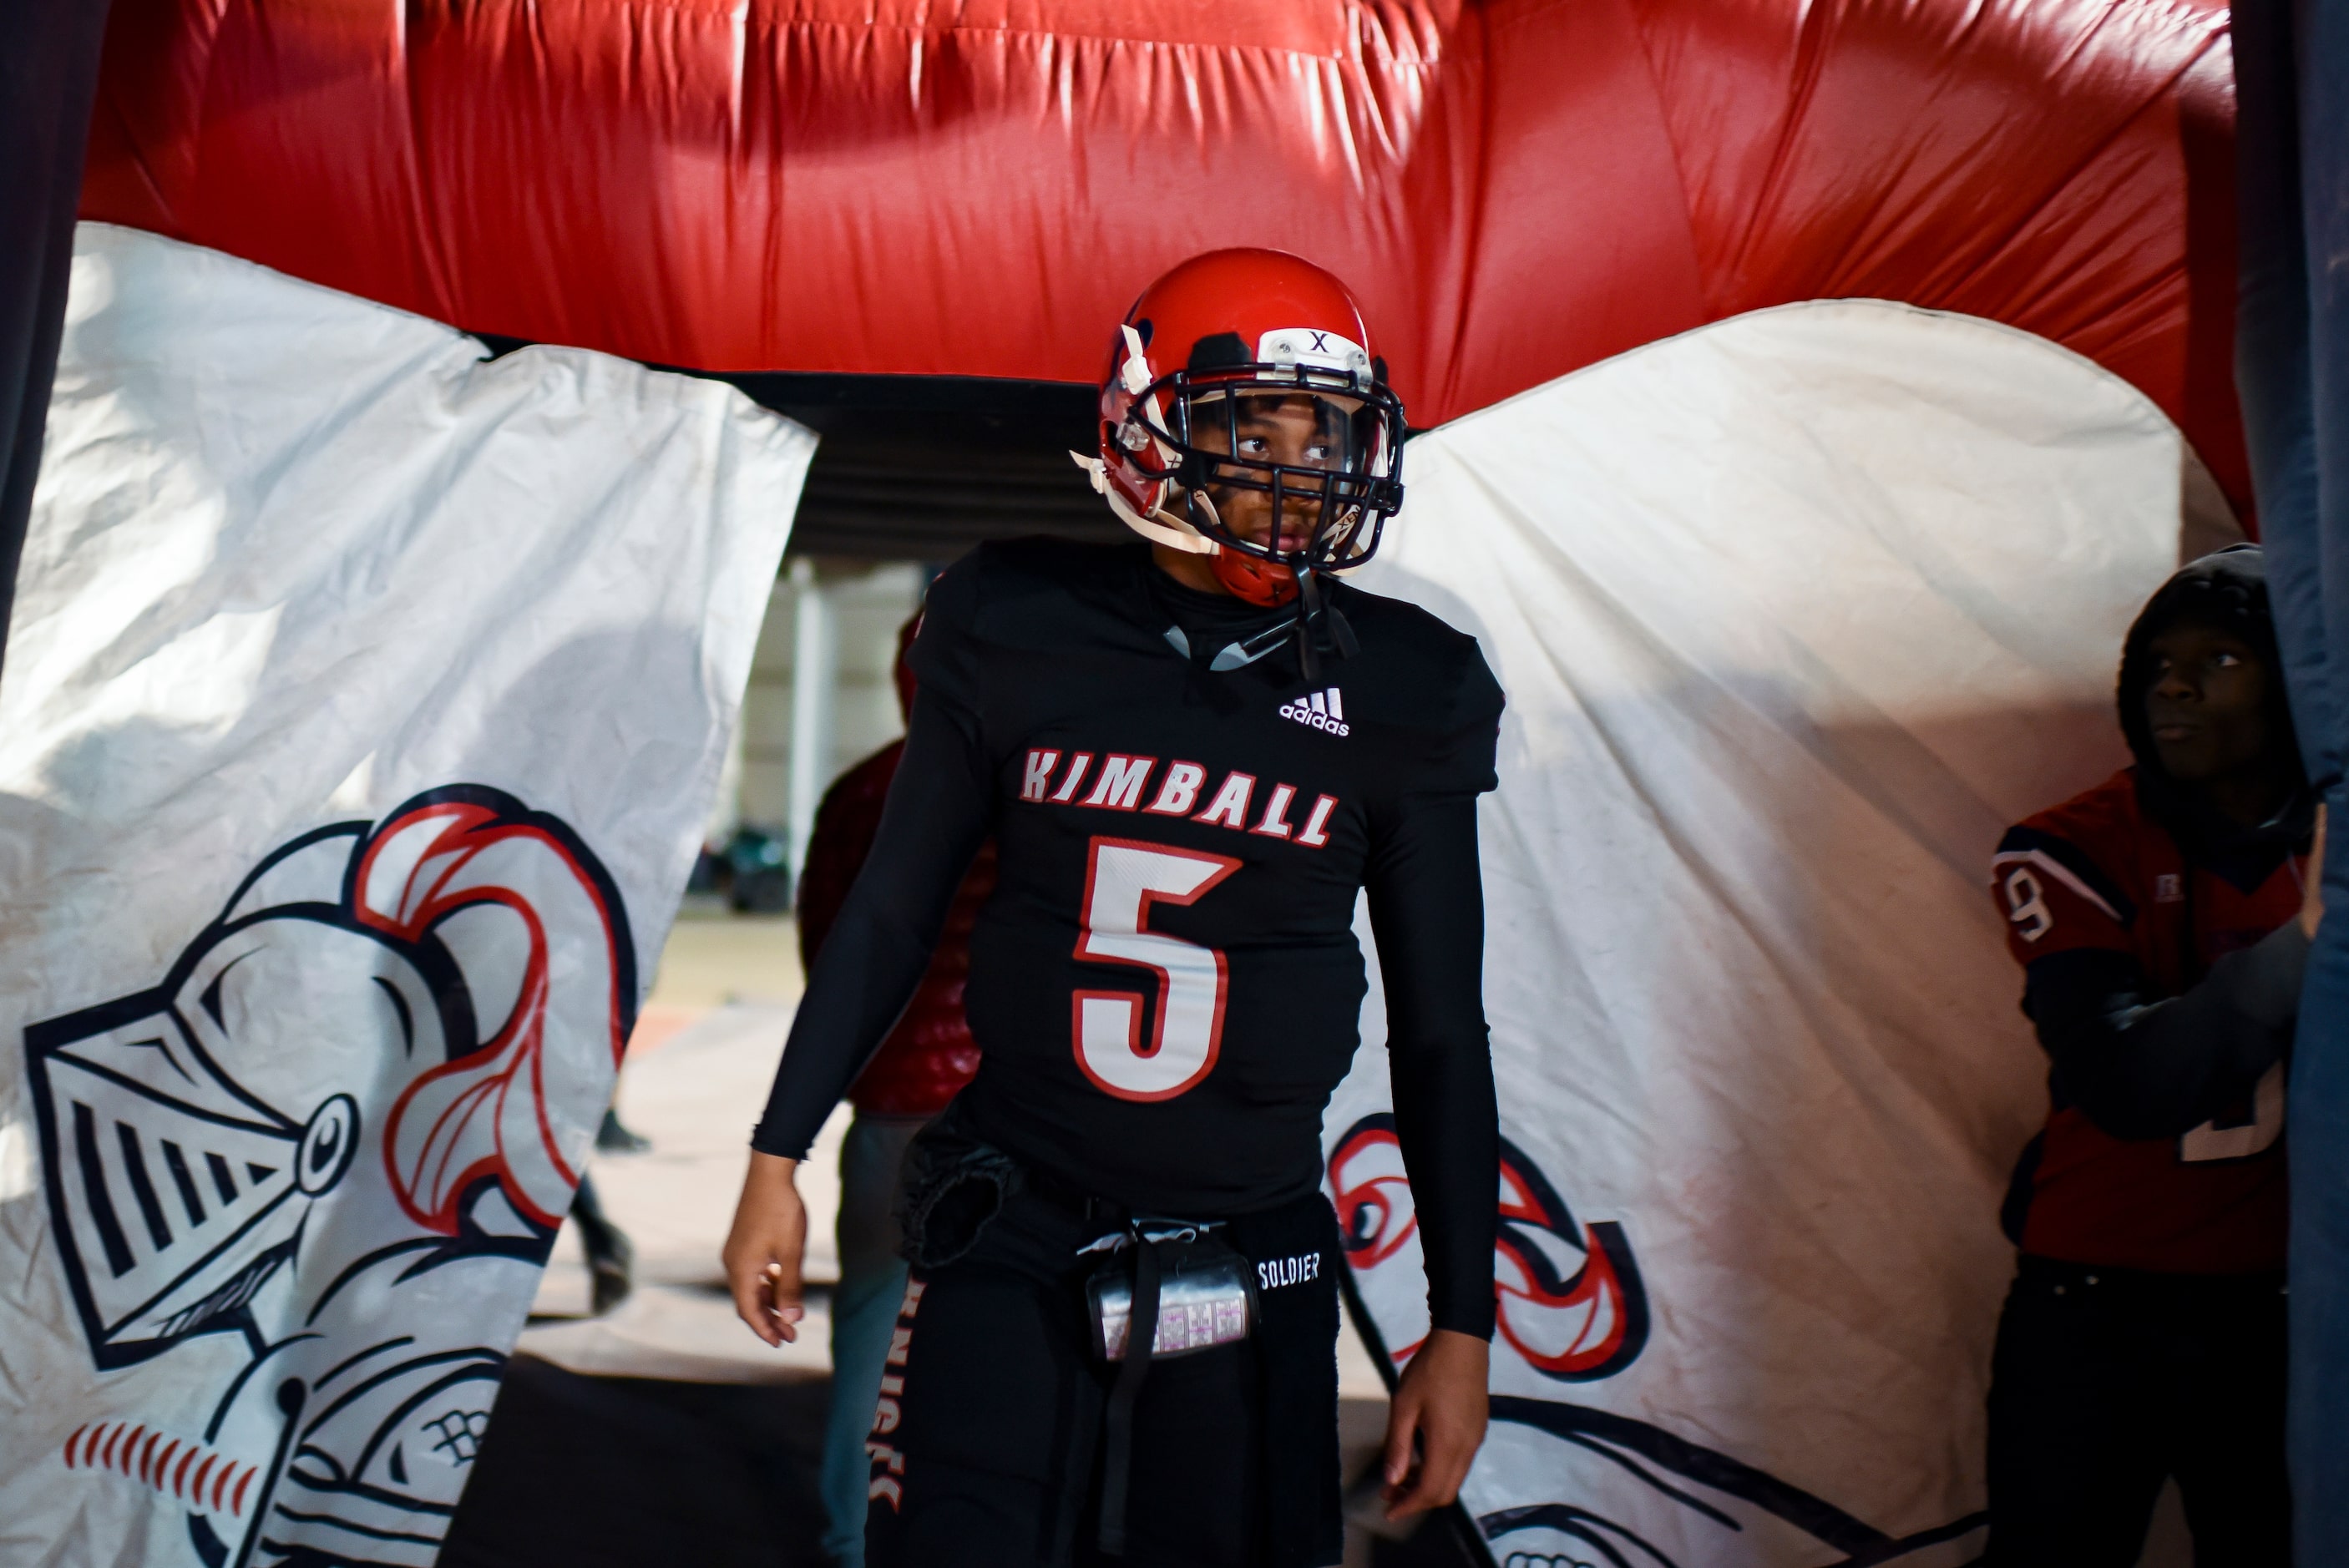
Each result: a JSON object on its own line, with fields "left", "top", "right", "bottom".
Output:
{"left": 1993, "top": 769, "right": 2299, "bottom": 1272}
{"left": 796, "top": 615, "right": 995, "bottom": 1117}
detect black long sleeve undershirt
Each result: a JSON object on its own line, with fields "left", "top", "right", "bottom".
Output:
{"left": 2024, "top": 922, "right": 2306, "bottom": 1141}
{"left": 751, "top": 692, "right": 1500, "bottom": 1340}
{"left": 752, "top": 689, "right": 995, "bottom": 1158}
{"left": 1364, "top": 792, "right": 1499, "bottom": 1339}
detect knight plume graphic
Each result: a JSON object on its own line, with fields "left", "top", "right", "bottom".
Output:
{"left": 26, "top": 786, "right": 635, "bottom": 1568}
{"left": 1328, "top": 1115, "right": 1982, "bottom": 1566}
{"left": 1329, "top": 1115, "right": 1648, "bottom": 1380}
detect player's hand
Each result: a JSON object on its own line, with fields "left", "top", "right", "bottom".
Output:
{"left": 722, "top": 1151, "right": 809, "bottom": 1346}
{"left": 2302, "top": 802, "right": 2327, "bottom": 941}
{"left": 1380, "top": 1328, "right": 1490, "bottom": 1521}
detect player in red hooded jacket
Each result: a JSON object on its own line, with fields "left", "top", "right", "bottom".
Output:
{"left": 1983, "top": 546, "right": 2319, "bottom": 1566}
{"left": 796, "top": 612, "right": 997, "bottom": 1568}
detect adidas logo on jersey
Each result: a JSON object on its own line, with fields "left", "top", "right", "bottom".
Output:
{"left": 1279, "top": 687, "right": 1349, "bottom": 736}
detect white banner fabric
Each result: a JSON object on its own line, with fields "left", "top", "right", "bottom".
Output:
{"left": 0, "top": 225, "right": 811, "bottom": 1567}
{"left": 1326, "top": 301, "right": 2236, "bottom": 1568}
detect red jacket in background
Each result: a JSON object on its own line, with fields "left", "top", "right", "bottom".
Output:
{"left": 1992, "top": 768, "right": 2297, "bottom": 1273}
{"left": 797, "top": 736, "right": 995, "bottom": 1117}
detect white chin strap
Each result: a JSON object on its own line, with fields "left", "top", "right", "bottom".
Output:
{"left": 1070, "top": 450, "right": 1219, "bottom": 555}
{"left": 1073, "top": 322, "right": 1223, "bottom": 555}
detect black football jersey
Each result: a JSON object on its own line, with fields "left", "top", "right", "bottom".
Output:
{"left": 757, "top": 538, "right": 1504, "bottom": 1332}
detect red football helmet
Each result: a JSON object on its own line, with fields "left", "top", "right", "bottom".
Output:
{"left": 1078, "top": 250, "right": 1406, "bottom": 609}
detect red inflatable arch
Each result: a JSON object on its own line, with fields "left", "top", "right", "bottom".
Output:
{"left": 41, "top": 7, "right": 2261, "bottom": 1559}
{"left": 81, "top": 0, "right": 2244, "bottom": 505}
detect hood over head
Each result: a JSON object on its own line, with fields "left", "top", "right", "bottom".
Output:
{"left": 2117, "top": 544, "right": 2310, "bottom": 852}
{"left": 2118, "top": 546, "right": 2296, "bottom": 769}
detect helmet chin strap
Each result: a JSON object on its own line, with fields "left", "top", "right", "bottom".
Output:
{"left": 1290, "top": 568, "right": 1357, "bottom": 684}
{"left": 1182, "top": 487, "right": 1358, "bottom": 680}
{"left": 1208, "top": 551, "right": 1297, "bottom": 606}
{"left": 1182, "top": 490, "right": 1292, "bottom": 606}
{"left": 1083, "top": 453, "right": 1360, "bottom": 680}
{"left": 1071, "top": 450, "right": 1218, "bottom": 554}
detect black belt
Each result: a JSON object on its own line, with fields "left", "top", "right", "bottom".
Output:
{"left": 1016, "top": 1155, "right": 1134, "bottom": 1228}
{"left": 2015, "top": 1252, "right": 2286, "bottom": 1297}
{"left": 898, "top": 1114, "right": 1334, "bottom": 1562}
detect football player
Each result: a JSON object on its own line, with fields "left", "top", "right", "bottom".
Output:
{"left": 723, "top": 249, "right": 1502, "bottom": 1567}
{"left": 1984, "top": 545, "right": 2316, "bottom": 1565}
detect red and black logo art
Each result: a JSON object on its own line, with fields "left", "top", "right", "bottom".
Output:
{"left": 24, "top": 785, "right": 633, "bottom": 1568}
{"left": 1326, "top": 1112, "right": 1986, "bottom": 1565}
{"left": 1328, "top": 1113, "right": 1648, "bottom": 1381}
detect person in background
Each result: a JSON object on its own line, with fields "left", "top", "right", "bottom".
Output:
{"left": 795, "top": 610, "right": 996, "bottom": 1568}
{"left": 1984, "top": 544, "right": 2318, "bottom": 1566}
{"left": 567, "top": 1174, "right": 633, "bottom": 1316}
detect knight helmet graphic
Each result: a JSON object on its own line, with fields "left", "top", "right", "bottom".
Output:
{"left": 26, "top": 786, "right": 635, "bottom": 1567}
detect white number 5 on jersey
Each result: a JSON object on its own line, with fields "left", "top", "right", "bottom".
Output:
{"left": 1072, "top": 837, "right": 1241, "bottom": 1101}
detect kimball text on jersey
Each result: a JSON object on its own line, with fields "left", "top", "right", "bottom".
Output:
{"left": 1020, "top": 747, "right": 1341, "bottom": 846}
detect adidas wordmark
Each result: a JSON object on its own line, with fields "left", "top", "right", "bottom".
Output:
{"left": 1278, "top": 687, "right": 1349, "bottom": 736}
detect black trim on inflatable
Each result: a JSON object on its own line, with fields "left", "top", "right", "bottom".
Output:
{"left": 474, "top": 340, "right": 1119, "bottom": 562}
{"left": 0, "top": 0, "right": 116, "bottom": 679}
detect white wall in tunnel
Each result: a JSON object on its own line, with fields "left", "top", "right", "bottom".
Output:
{"left": 725, "top": 559, "right": 926, "bottom": 845}
{"left": 1328, "top": 298, "right": 2236, "bottom": 1567}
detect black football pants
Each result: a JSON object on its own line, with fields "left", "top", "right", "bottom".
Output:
{"left": 862, "top": 1190, "right": 1266, "bottom": 1568}
{"left": 1982, "top": 1255, "right": 2290, "bottom": 1566}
